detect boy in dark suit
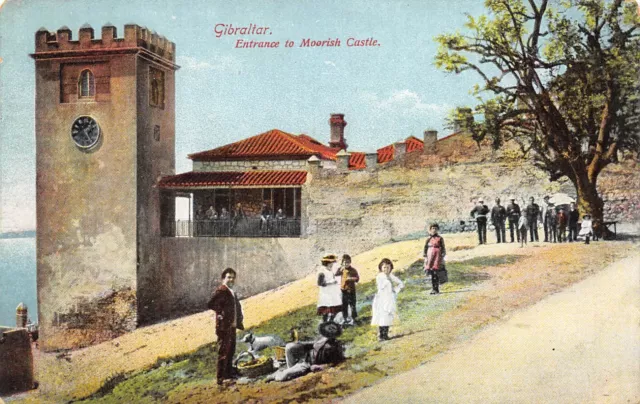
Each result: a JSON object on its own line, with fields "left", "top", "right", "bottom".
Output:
{"left": 208, "top": 268, "right": 244, "bottom": 386}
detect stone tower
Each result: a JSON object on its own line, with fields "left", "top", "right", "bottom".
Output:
{"left": 31, "top": 24, "right": 178, "bottom": 350}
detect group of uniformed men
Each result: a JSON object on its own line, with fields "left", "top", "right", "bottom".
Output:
{"left": 470, "top": 196, "right": 580, "bottom": 245}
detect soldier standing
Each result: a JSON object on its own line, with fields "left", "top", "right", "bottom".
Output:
{"left": 506, "top": 196, "right": 521, "bottom": 243}
{"left": 525, "top": 197, "right": 540, "bottom": 242}
{"left": 545, "top": 204, "right": 557, "bottom": 243}
{"left": 491, "top": 197, "right": 507, "bottom": 243}
{"left": 567, "top": 202, "right": 579, "bottom": 242}
{"left": 470, "top": 198, "right": 490, "bottom": 245}
{"left": 542, "top": 196, "right": 553, "bottom": 242}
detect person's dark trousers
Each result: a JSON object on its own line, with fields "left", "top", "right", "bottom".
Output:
{"left": 508, "top": 218, "right": 519, "bottom": 242}
{"left": 568, "top": 224, "right": 578, "bottom": 242}
{"left": 476, "top": 218, "right": 487, "bottom": 244}
{"left": 558, "top": 226, "right": 566, "bottom": 242}
{"left": 216, "top": 329, "right": 236, "bottom": 384}
{"left": 495, "top": 221, "right": 506, "bottom": 243}
{"left": 543, "top": 218, "right": 549, "bottom": 242}
{"left": 528, "top": 218, "right": 539, "bottom": 242}
{"left": 342, "top": 290, "right": 357, "bottom": 320}
{"left": 378, "top": 326, "right": 389, "bottom": 340}
{"left": 549, "top": 227, "right": 557, "bottom": 243}
{"left": 428, "top": 270, "right": 440, "bottom": 293}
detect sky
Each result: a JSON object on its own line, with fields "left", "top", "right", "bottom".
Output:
{"left": 0, "top": 0, "right": 493, "bottom": 232}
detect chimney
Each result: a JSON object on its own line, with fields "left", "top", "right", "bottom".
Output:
{"left": 336, "top": 149, "right": 350, "bottom": 171}
{"left": 423, "top": 130, "right": 438, "bottom": 154}
{"left": 307, "top": 155, "right": 321, "bottom": 177}
{"left": 329, "top": 113, "right": 348, "bottom": 150}
{"left": 365, "top": 152, "right": 378, "bottom": 171}
{"left": 393, "top": 142, "right": 406, "bottom": 160}
{"left": 454, "top": 107, "right": 472, "bottom": 133}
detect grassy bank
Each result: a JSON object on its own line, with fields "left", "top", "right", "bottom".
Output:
{"left": 77, "top": 255, "right": 519, "bottom": 403}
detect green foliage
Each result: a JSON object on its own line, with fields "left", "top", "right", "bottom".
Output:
{"left": 435, "top": 0, "right": 640, "bottom": 220}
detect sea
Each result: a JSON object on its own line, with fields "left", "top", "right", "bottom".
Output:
{"left": 0, "top": 238, "right": 37, "bottom": 327}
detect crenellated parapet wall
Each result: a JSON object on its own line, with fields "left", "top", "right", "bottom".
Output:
{"left": 34, "top": 23, "right": 176, "bottom": 63}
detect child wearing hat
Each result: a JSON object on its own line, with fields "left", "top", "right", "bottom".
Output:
{"left": 316, "top": 254, "right": 343, "bottom": 322}
{"left": 578, "top": 214, "right": 594, "bottom": 244}
{"left": 423, "top": 223, "right": 446, "bottom": 294}
{"left": 371, "top": 258, "right": 404, "bottom": 341}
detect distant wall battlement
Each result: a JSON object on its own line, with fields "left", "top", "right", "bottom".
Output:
{"left": 34, "top": 24, "right": 176, "bottom": 63}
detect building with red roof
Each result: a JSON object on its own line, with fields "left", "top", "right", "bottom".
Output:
{"left": 158, "top": 113, "right": 450, "bottom": 238}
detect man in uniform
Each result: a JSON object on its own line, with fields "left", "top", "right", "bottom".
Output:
{"left": 525, "top": 197, "right": 541, "bottom": 242}
{"left": 568, "top": 202, "right": 579, "bottom": 242}
{"left": 470, "top": 198, "right": 490, "bottom": 245}
{"left": 506, "top": 196, "right": 521, "bottom": 243}
{"left": 208, "top": 268, "right": 244, "bottom": 386}
{"left": 542, "top": 195, "right": 554, "bottom": 242}
{"left": 491, "top": 197, "right": 507, "bottom": 243}
{"left": 545, "top": 203, "right": 557, "bottom": 242}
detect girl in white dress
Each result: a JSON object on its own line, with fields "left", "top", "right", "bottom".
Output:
{"left": 317, "top": 254, "right": 343, "bottom": 322}
{"left": 578, "top": 214, "right": 594, "bottom": 244}
{"left": 371, "top": 258, "right": 404, "bottom": 341}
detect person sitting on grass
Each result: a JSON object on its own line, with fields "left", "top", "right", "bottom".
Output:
{"left": 371, "top": 258, "right": 404, "bottom": 341}
{"left": 266, "top": 322, "right": 345, "bottom": 382}
{"left": 423, "top": 223, "right": 446, "bottom": 295}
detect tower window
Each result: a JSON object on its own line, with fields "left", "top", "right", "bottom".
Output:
{"left": 149, "top": 67, "right": 165, "bottom": 108}
{"left": 78, "top": 69, "right": 95, "bottom": 98}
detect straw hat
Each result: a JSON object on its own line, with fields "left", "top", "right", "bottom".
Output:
{"left": 321, "top": 254, "right": 338, "bottom": 264}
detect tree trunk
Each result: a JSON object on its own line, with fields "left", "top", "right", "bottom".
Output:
{"left": 574, "top": 173, "right": 611, "bottom": 239}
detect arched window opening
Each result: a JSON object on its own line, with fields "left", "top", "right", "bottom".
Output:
{"left": 78, "top": 69, "right": 95, "bottom": 98}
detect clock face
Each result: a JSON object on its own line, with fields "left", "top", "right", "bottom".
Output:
{"left": 71, "top": 116, "right": 100, "bottom": 149}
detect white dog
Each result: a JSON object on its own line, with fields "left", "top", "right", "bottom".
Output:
{"left": 242, "top": 332, "right": 284, "bottom": 353}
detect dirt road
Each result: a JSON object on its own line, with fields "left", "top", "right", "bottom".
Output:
{"left": 343, "top": 253, "right": 640, "bottom": 404}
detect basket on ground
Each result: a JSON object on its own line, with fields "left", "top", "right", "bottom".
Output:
{"left": 234, "top": 351, "right": 274, "bottom": 378}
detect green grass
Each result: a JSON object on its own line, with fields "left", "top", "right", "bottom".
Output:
{"left": 77, "top": 254, "right": 521, "bottom": 403}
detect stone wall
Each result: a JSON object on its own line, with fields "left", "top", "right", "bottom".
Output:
{"left": 154, "top": 237, "right": 317, "bottom": 320}
{"left": 0, "top": 328, "right": 34, "bottom": 395}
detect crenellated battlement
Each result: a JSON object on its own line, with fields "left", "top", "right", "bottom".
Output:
{"left": 34, "top": 23, "right": 176, "bottom": 62}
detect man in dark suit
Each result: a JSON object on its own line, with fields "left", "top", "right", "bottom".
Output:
{"left": 491, "top": 197, "right": 507, "bottom": 243}
{"left": 525, "top": 197, "right": 541, "bottom": 242}
{"left": 208, "top": 268, "right": 244, "bottom": 386}
{"left": 567, "top": 202, "right": 579, "bottom": 242}
{"left": 470, "top": 198, "right": 490, "bottom": 245}
{"left": 506, "top": 196, "right": 521, "bottom": 243}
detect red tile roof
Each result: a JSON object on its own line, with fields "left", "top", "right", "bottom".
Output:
{"left": 405, "top": 136, "right": 424, "bottom": 153}
{"left": 348, "top": 152, "right": 366, "bottom": 169}
{"left": 377, "top": 144, "right": 395, "bottom": 164}
{"left": 437, "top": 131, "right": 461, "bottom": 142}
{"left": 188, "top": 129, "right": 338, "bottom": 162}
{"left": 375, "top": 136, "right": 425, "bottom": 164}
{"left": 158, "top": 171, "right": 307, "bottom": 188}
